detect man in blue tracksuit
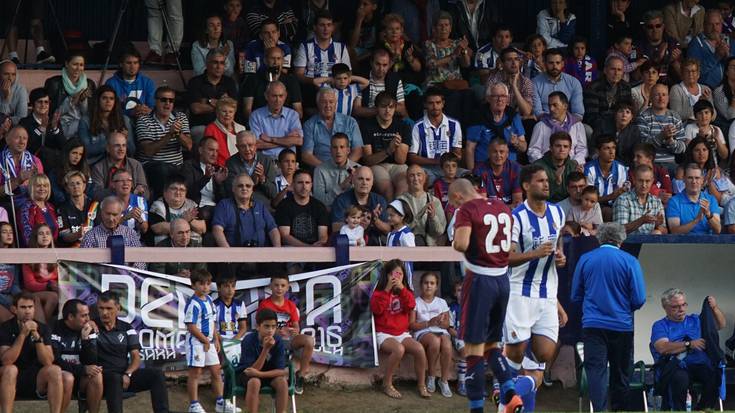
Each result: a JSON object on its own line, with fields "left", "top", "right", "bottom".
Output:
{"left": 571, "top": 222, "right": 646, "bottom": 412}
{"left": 105, "top": 49, "right": 156, "bottom": 119}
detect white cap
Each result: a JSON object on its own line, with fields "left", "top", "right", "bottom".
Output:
{"left": 388, "top": 199, "right": 405, "bottom": 216}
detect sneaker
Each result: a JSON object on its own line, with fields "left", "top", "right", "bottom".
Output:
{"left": 543, "top": 369, "right": 553, "bottom": 387}
{"left": 503, "top": 394, "right": 524, "bottom": 413}
{"left": 144, "top": 51, "right": 162, "bottom": 64}
{"left": 188, "top": 401, "right": 207, "bottom": 413}
{"left": 36, "top": 51, "right": 55, "bottom": 64}
{"left": 294, "top": 373, "right": 304, "bottom": 395}
{"left": 426, "top": 376, "right": 436, "bottom": 393}
{"left": 438, "top": 380, "right": 452, "bottom": 398}
{"left": 457, "top": 381, "right": 467, "bottom": 396}
{"left": 215, "top": 399, "right": 241, "bottom": 413}
{"left": 9, "top": 57, "right": 20, "bottom": 65}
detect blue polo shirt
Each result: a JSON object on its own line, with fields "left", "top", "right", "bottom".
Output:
{"left": 665, "top": 191, "right": 721, "bottom": 234}
{"left": 650, "top": 314, "right": 709, "bottom": 366}
{"left": 212, "top": 198, "right": 277, "bottom": 247}
{"left": 237, "top": 332, "right": 286, "bottom": 373}
{"left": 466, "top": 112, "right": 525, "bottom": 163}
{"left": 303, "top": 113, "right": 363, "bottom": 163}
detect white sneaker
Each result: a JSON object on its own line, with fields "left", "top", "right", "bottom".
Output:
{"left": 215, "top": 399, "right": 242, "bottom": 413}
{"left": 426, "top": 376, "right": 436, "bottom": 393}
{"left": 438, "top": 380, "right": 453, "bottom": 398}
{"left": 189, "top": 402, "right": 207, "bottom": 413}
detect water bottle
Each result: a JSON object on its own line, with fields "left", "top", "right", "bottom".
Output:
{"left": 647, "top": 388, "right": 656, "bottom": 411}
{"left": 685, "top": 390, "right": 692, "bottom": 412}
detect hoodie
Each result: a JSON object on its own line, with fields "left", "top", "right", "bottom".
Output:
{"left": 104, "top": 70, "right": 156, "bottom": 117}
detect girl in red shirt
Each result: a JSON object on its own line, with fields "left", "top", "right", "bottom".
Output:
{"left": 21, "top": 223, "right": 59, "bottom": 323}
{"left": 370, "top": 259, "right": 430, "bottom": 399}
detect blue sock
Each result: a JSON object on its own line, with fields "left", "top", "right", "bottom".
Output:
{"left": 216, "top": 396, "right": 224, "bottom": 404}
{"left": 486, "top": 348, "right": 515, "bottom": 404}
{"left": 466, "top": 355, "right": 486, "bottom": 413}
{"left": 515, "top": 376, "right": 536, "bottom": 412}
{"left": 190, "top": 400, "right": 199, "bottom": 405}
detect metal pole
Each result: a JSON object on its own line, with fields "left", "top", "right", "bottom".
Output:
{"left": 99, "top": 0, "right": 130, "bottom": 85}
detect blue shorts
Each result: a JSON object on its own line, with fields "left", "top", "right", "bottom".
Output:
{"left": 458, "top": 270, "right": 509, "bottom": 345}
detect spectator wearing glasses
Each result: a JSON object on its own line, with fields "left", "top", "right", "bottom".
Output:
{"left": 135, "top": 86, "right": 192, "bottom": 200}
{"left": 666, "top": 163, "right": 721, "bottom": 234}
{"left": 149, "top": 174, "right": 206, "bottom": 246}
{"left": 485, "top": 47, "right": 534, "bottom": 118}
{"left": 636, "top": 10, "right": 682, "bottom": 85}
{"left": 650, "top": 289, "right": 725, "bottom": 411}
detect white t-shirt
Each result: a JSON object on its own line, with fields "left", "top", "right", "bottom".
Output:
{"left": 339, "top": 224, "right": 364, "bottom": 246}
{"left": 413, "top": 295, "right": 450, "bottom": 338}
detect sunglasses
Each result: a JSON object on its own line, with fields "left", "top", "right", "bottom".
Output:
{"left": 157, "top": 97, "right": 175, "bottom": 103}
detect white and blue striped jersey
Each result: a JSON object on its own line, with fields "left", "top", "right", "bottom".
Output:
{"left": 336, "top": 84, "right": 360, "bottom": 116}
{"left": 293, "top": 39, "right": 351, "bottom": 78}
{"left": 584, "top": 159, "right": 628, "bottom": 202}
{"left": 410, "top": 115, "right": 463, "bottom": 160}
{"left": 510, "top": 201, "right": 565, "bottom": 299}
{"left": 387, "top": 225, "right": 416, "bottom": 289}
{"left": 184, "top": 295, "right": 218, "bottom": 342}
{"left": 214, "top": 298, "right": 247, "bottom": 339}
{"left": 474, "top": 43, "right": 500, "bottom": 70}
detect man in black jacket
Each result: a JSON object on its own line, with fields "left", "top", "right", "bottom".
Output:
{"left": 51, "top": 299, "right": 103, "bottom": 413}
{"left": 352, "top": 48, "right": 408, "bottom": 119}
{"left": 180, "top": 136, "right": 228, "bottom": 223}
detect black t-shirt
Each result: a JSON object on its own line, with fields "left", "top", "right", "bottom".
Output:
{"left": 94, "top": 318, "right": 141, "bottom": 374}
{"left": 359, "top": 117, "right": 411, "bottom": 164}
{"left": 186, "top": 73, "right": 239, "bottom": 127}
{"left": 242, "top": 72, "right": 302, "bottom": 113}
{"left": 274, "top": 197, "right": 329, "bottom": 245}
{"left": 0, "top": 318, "right": 52, "bottom": 369}
{"left": 58, "top": 197, "right": 96, "bottom": 247}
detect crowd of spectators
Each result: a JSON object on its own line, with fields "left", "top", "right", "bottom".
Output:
{"left": 0, "top": 0, "right": 734, "bottom": 316}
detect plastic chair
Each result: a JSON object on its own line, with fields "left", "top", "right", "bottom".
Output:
{"left": 223, "top": 358, "right": 297, "bottom": 413}
{"left": 576, "top": 342, "right": 648, "bottom": 413}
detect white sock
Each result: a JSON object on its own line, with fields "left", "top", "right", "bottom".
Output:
{"left": 36, "top": 46, "right": 45, "bottom": 54}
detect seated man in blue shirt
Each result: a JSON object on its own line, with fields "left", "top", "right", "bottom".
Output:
{"left": 666, "top": 163, "right": 721, "bottom": 234}
{"left": 238, "top": 309, "right": 288, "bottom": 413}
{"left": 650, "top": 288, "right": 726, "bottom": 411}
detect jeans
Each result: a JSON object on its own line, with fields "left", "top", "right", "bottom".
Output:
{"left": 583, "top": 328, "right": 634, "bottom": 412}
{"left": 145, "top": 0, "right": 183, "bottom": 54}
{"left": 103, "top": 368, "right": 169, "bottom": 413}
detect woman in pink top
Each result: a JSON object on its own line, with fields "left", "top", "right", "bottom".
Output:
{"left": 21, "top": 223, "right": 58, "bottom": 323}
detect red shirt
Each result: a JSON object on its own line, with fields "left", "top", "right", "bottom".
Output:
{"left": 454, "top": 197, "right": 512, "bottom": 273}
{"left": 258, "top": 296, "right": 300, "bottom": 330}
{"left": 370, "top": 287, "right": 415, "bottom": 336}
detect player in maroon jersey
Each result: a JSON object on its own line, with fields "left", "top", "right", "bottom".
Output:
{"left": 449, "top": 178, "right": 523, "bottom": 413}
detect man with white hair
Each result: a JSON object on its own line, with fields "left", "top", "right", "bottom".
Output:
{"left": 650, "top": 288, "right": 725, "bottom": 411}
{"left": 583, "top": 55, "right": 632, "bottom": 134}
{"left": 80, "top": 196, "right": 145, "bottom": 270}
{"left": 302, "top": 87, "right": 363, "bottom": 167}
{"left": 225, "top": 131, "right": 279, "bottom": 205}
{"left": 571, "top": 222, "right": 646, "bottom": 412}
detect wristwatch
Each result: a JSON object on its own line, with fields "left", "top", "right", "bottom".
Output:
{"left": 125, "top": 372, "right": 132, "bottom": 379}
{"left": 684, "top": 340, "right": 691, "bottom": 350}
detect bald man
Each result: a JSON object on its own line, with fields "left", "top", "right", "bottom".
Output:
{"left": 330, "top": 166, "right": 390, "bottom": 235}
{"left": 149, "top": 218, "right": 207, "bottom": 277}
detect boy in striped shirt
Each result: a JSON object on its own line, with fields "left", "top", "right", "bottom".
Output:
{"left": 214, "top": 273, "right": 248, "bottom": 340}
{"left": 185, "top": 269, "right": 239, "bottom": 413}
{"left": 331, "top": 63, "right": 368, "bottom": 116}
